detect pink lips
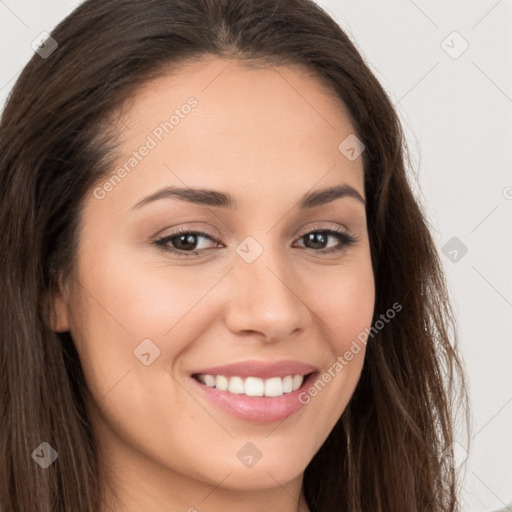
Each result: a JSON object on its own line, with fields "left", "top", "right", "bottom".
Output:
{"left": 190, "top": 359, "right": 318, "bottom": 423}
{"left": 191, "top": 359, "right": 318, "bottom": 379}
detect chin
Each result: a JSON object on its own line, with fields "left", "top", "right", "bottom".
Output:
{"left": 200, "top": 448, "right": 309, "bottom": 491}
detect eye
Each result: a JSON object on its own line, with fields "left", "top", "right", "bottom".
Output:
{"left": 293, "top": 227, "right": 357, "bottom": 254}
{"left": 153, "top": 226, "right": 357, "bottom": 258}
{"left": 154, "top": 228, "right": 220, "bottom": 257}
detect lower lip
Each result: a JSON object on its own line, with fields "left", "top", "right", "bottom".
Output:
{"left": 190, "top": 373, "right": 316, "bottom": 423}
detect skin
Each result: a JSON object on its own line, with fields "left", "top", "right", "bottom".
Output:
{"left": 52, "top": 57, "right": 375, "bottom": 512}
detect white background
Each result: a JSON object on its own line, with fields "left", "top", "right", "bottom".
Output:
{"left": 1, "top": 1, "right": 511, "bottom": 511}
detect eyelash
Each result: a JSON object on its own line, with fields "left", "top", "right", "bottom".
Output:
{"left": 153, "top": 226, "right": 357, "bottom": 258}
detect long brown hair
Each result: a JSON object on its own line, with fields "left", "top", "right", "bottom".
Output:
{"left": 0, "top": 0, "right": 469, "bottom": 510}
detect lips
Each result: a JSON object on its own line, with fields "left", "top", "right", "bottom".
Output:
{"left": 189, "top": 360, "right": 319, "bottom": 423}
{"left": 191, "top": 359, "right": 318, "bottom": 379}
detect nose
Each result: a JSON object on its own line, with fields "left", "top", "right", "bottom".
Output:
{"left": 223, "top": 246, "right": 311, "bottom": 344}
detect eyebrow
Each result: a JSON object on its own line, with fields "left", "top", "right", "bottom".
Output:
{"left": 130, "top": 183, "right": 365, "bottom": 211}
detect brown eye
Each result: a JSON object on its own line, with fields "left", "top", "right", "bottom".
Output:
{"left": 294, "top": 229, "right": 357, "bottom": 254}
{"left": 154, "top": 230, "right": 219, "bottom": 257}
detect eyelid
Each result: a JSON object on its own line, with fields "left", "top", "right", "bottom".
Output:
{"left": 296, "top": 222, "right": 350, "bottom": 237}
{"left": 153, "top": 227, "right": 222, "bottom": 250}
{"left": 152, "top": 222, "right": 222, "bottom": 240}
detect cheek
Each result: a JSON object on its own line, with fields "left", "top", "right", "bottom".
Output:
{"left": 68, "top": 250, "right": 209, "bottom": 401}
{"left": 295, "top": 255, "right": 374, "bottom": 426}
{"left": 68, "top": 254, "right": 223, "bottom": 470}
{"left": 305, "top": 254, "right": 375, "bottom": 352}
{"left": 74, "top": 247, "right": 218, "bottom": 341}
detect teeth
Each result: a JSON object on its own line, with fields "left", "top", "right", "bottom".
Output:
{"left": 245, "top": 377, "right": 264, "bottom": 396}
{"left": 283, "top": 375, "right": 293, "bottom": 393}
{"left": 292, "top": 375, "right": 303, "bottom": 391}
{"left": 197, "top": 374, "right": 305, "bottom": 397}
{"left": 265, "top": 377, "right": 283, "bottom": 397}
{"left": 215, "top": 375, "right": 229, "bottom": 391}
{"left": 203, "top": 374, "right": 216, "bottom": 387}
{"left": 227, "top": 376, "right": 244, "bottom": 394}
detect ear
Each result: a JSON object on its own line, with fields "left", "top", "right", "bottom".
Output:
{"left": 49, "top": 275, "right": 71, "bottom": 332}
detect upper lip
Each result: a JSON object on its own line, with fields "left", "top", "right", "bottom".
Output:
{"left": 191, "top": 360, "right": 318, "bottom": 379}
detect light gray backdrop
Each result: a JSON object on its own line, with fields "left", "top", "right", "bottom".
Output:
{"left": 1, "top": 1, "right": 511, "bottom": 511}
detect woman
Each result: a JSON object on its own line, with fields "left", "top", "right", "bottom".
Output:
{"left": 0, "top": 0, "right": 469, "bottom": 511}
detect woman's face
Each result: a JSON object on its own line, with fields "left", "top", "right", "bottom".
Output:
{"left": 54, "top": 57, "right": 375, "bottom": 507}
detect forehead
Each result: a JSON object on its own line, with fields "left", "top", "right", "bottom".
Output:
{"left": 93, "top": 56, "right": 365, "bottom": 214}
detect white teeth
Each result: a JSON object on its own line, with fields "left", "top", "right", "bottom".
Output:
{"left": 215, "top": 375, "right": 229, "bottom": 391}
{"left": 264, "top": 377, "right": 283, "bottom": 397}
{"left": 227, "top": 376, "right": 244, "bottom": 394}
{"left": 245, "top": 377, "right": 264, "bottom": 396}
{"left": 197, "top": 373, "right": 306, "bottom": 397}
{"left": 283, "top": 375, "right": 293, "bottom": 393}
{"left": 292, "top": 375, "right": 303, "bottom": 391}
{"left": 203, "top": 374, "right": 216, "bottom": 387}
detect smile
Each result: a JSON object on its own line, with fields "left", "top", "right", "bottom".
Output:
{"left": 189, "top": 360, "right": 319, "bottom": 423}
{"left": 193, "top": 373, "right": 305, "bottom": 397}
